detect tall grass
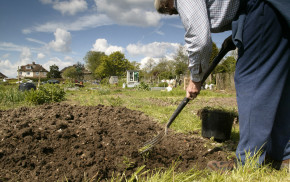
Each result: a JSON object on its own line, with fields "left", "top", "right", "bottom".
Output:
{"left": 123, "top": 153, "right": 289, "bottom": 182}
{"left": 0, "top": 87, "right": 26, "bottom": 108}
{"left": 0, "top": 84, "right": 66, "bottom": 109}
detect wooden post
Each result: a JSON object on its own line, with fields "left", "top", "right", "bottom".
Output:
{"left": 17, "top": 66, "right": 20, "bottom": 86}
{"left": 38, "top": 72, "right": 40, "bottom": 89}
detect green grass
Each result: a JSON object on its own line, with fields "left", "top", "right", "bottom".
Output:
{"left": 106, "top": 155, "right": 290, "bottom": 182}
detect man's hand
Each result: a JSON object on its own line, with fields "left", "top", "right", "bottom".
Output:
{"left": 186, "top": 80, "right": 201, "bottom": 100}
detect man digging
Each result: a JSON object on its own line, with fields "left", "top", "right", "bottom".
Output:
{"left": 154, "top": 0, "right": 290, "bottom": 172}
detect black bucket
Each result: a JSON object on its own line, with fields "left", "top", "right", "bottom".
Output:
{"left": 19, "top": 83, "right": 36, "bottom": 91}
{"left": 198, "top": 107, "right": 235, "bottom": 142}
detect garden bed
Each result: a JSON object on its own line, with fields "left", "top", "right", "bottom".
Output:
{"left": 0, "top": 103, "right": 230, "bottom": 181}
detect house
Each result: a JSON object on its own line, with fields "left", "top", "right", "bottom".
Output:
{"left": 18, "top": 62, "right": 48, "bottom": 79}
{"left": 0, "top": 72, "right": 8, "bottom": 79}
{"left": 61, "top": 65, "right": 92, "bottom": 81}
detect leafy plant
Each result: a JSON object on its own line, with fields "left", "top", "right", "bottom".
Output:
{"left": 135, "top": 82, "right": 150, "bottom": 91}
{"left": 25, "top": 84, "right": 65, "bottom": 105}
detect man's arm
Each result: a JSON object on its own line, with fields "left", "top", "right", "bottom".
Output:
{"left": 176, "top": 0, "right": 212, "bottom": 82}
{"left": 176, "top": 0, "right": 212, "bottom": 98}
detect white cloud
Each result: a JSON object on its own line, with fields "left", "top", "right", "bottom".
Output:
{"left": 42, "top": 57, "right": 74, "bottom": 71}
{"left": 0, "top": 41, "right": 46, "bottom": 55}
{"left": 92, "top": 39, "right": 124, "bottom": 55}
{"left": 139, "top": 56, "right": 159, "bottom": 69}
{"left": 24, "top": 0, "right": 162, "bottom": 34}
{"left": 126, "top": 42, "right": 180, "bottom": 58}
{"left": 64, "top": 56, "right": 74, "bottom": 61}
{"left": 22, "top": 14, "right": 113, "bottom": 34}
{"left": 40, "top": 0, "right": 88, "bottom": 15}
{"left": 53, "top": 0, "right": 88, "bottom": 15}
{"left": 95, "top": 0, "right": 161, "bottom": 27}
{"left": 20, "top": 47, "right": 33, "bottom": 65}
{"left": 37, "top": 53, "right": 46, "bottom": 59}
{"left": 48, "top": 28, "right": 72, "bottom": 52}
{"left": 0, "top": 59, "right": 17, "bottom": 78}
{"left": 0, "top": 42, "right": 23, "bottom": 52}
{"left": 26, "top": 38, "right": 47, "bottom": 45}
{"left": 0, "top": 48, "right": 33, "bottom": 78}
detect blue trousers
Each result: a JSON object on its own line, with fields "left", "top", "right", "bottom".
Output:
{"left": 234, "top": 0, "right": 290, "bottom": 164}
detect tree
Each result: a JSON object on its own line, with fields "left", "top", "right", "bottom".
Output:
{"left": 142, "top": 58, "right": 156, "bottom": 83}
{"left": 47, "top": 64, "right": 61, "bottom": 78}
{"left": 130, "top": 61, "right": 141, "bottom": 70}
{"left": 224, "top": 56, "right": 236, "bottom": 73}
{"left": 210, "top": 42, "right": 219, "bottom": 65}
{"left": 174, "top": 45, "right": 188, "bottom": 77}
{"left": 152, "top": 58, "right": 175, "bottom": 80}
{"left": 215, "top": 56, "right": 236, "bottom": 73}
{"left": 94, "top": 51, "right": 134, "bottom": 79}
{"left": 143, "top": 58, "right": 156, "bottom": 73}
{"left": 62, "top": 67, "right": 78, "bottom": 81}
{"left": 75, "top": 62, "right": 85, "bottom": 81}
{"left": 84, "top": 51, "right": 106, "bottom": 78}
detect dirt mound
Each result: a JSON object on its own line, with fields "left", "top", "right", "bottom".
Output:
{"left": 0, "top": 103, "right": 228, "bottom": 181}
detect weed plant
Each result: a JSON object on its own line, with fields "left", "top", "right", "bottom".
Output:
{"left": 135, "top": 82, "right": 150, "bottom": 91}
{"left": 0, "top": 87, "right": 25, "bottom": 108}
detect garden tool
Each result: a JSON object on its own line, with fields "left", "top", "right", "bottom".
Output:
{"left": 139, "top": 35, "right": 236, "bottom": 154}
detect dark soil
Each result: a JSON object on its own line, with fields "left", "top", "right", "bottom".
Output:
{"left": 0, "top": 103, "right": 230, "bottom": 181}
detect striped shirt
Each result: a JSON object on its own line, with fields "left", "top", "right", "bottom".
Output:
{"left": 175, "top": 0, "right": 240, "bottom": 82}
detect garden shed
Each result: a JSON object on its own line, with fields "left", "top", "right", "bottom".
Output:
{"left": 126, "top": 70, "right": 139, "bottom": 87}
{"left": 109, "top": 76, "right": 118, "bottom": 84}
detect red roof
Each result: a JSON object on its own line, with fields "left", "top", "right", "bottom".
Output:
{"left": 19, "top": 62, "right": 48, "bottom": 72}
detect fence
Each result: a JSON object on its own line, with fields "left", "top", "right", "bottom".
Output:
{"left": 215, "top": 72, "right": 235, "bottom": 91}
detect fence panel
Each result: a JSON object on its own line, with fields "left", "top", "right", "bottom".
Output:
{"left": 215, "top": 72, "right": 235, "bottom": 91}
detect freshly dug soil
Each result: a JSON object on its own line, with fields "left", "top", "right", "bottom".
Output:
{"left": 0, "top": 103, "right": 230, "bottom": 181}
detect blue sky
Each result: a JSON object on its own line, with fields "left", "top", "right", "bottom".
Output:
{"left": 0, "top": 0, "right": 231, "bottom": 78}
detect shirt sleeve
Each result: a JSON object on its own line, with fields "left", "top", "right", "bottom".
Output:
{"left": 176, "top": 0, "right": 212, "bottom": 82}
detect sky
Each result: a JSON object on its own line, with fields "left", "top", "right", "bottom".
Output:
{"left": 0, "top": 0, "right": 231, "bottom": 78}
